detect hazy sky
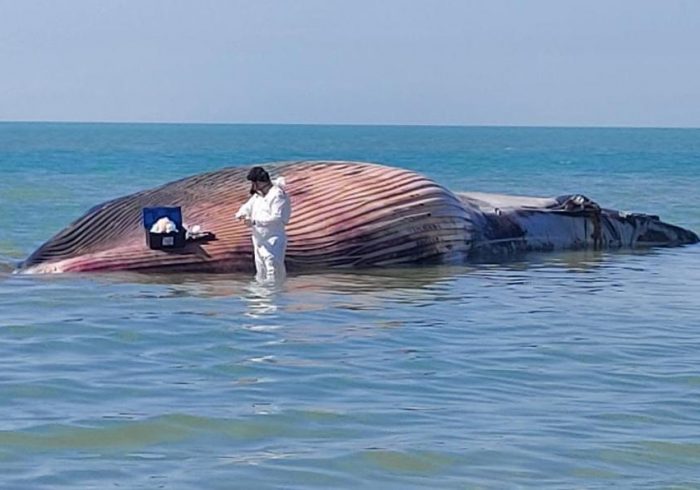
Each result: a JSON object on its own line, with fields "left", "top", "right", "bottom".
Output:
{"left": 1, "top": 0, "right": 699, "bottom": 127}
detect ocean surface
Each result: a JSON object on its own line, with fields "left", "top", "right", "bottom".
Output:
{"left": 1, "top": 123, "right": 699, "bottom": 489}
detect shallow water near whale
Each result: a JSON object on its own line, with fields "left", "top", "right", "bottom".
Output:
{"left": 1, "top": 123, "right": 699, "bottom": 488}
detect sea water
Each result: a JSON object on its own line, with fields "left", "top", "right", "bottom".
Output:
{"left": 0, "top": 123, "right": 699, "bottom": 488}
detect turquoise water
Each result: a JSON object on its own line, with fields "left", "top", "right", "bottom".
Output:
{"left": 1, "top": 123, "right": 699, "bottom": 488}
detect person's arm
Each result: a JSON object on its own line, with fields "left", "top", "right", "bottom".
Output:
{"left": 253, "top": 192, "right": 290, "bottom": 226}
{"left": 235, "top": 195, "right": 255, "bottom": 220}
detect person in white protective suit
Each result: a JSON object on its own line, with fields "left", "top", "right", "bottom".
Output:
{"left": 234, "top": 167, "right": 292, "bottom": 283}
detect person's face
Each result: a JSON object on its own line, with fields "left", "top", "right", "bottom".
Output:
{"left": 250, "top": 180, "right": 264, "bottom": 195}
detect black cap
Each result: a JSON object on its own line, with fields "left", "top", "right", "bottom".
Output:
{"left": 246, "top": 166, "right": 270, "bottom": 183}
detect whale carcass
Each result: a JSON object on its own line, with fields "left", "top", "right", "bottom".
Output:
{"left": 19, "top": 161, "right": 698, "bottom": 274}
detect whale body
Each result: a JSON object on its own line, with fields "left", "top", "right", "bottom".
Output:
{"left": 19, "top": 161, "right": 698, "bottom": 274}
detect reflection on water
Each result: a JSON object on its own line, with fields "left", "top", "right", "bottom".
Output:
{"left": 242, "top": 281, "right": 283, "bottom": 318}
{"left": 42, "top": 247, "right": 677, "bottom": 327}
{"left": 95, "top": 248, "right": 626, "bottom": 296}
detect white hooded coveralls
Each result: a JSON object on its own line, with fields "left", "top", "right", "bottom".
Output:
{"left": 235, "top": 178, "right": 292, "bottom": 282}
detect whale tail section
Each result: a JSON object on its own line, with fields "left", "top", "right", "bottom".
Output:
{"left": 456, "top": 191, "right": 698, "bottom": 254}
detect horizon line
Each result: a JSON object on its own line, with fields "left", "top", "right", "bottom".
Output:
{"left": 1, "top": 119, "right": 699, "bottom": 131}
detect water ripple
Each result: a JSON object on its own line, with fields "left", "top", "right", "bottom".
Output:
{"left": 2, "top": 233, "right": 699, "bottom": 489}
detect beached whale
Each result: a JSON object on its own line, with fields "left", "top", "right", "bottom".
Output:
{"left": 19, "top": 161, "right": 698, "bottom": 274}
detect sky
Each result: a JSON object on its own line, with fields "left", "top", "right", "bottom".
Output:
{"left": 1, "top": 0, "right": 699, "bottom": 127}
